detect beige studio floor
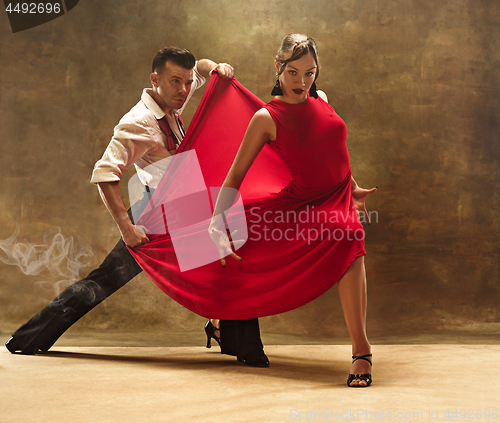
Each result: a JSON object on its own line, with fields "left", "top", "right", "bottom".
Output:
{"left": 1, "top": 336, "right": 499, "bottom": 423}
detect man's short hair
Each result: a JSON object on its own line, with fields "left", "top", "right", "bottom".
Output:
{"left": 152, "top": 47, "right": 196, "bottom": 73}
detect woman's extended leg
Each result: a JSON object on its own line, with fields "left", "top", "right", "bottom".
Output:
{"left": 338, "top": 256, "right": 372, "bottom": 387}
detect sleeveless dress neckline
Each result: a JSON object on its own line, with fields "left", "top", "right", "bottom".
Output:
{"left": 271, "top": 95, "right": 311, "bottom": 106}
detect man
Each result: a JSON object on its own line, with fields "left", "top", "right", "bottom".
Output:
{"left": 5, "top": 47, "right": 268, "bottom": 367}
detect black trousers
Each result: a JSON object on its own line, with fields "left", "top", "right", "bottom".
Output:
{"left": 10, "top": 193, "right": 264, "bottom": 356}
{"left": 11, "top": 238, "right": 141, "bottom": 353}
{"left": 220, "top": 319, "right": 264, "bottom": 360}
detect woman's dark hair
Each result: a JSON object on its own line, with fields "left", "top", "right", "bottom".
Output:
{"left": 275, "top": 34, "right": 320, "bottom": 81}
{"left": 152, "top": 46, "right": 196, "bottom": 73}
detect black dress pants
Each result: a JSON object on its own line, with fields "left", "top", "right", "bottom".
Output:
{"left": 220, "top": 319, "right": 264, "bottom": 360}
{"left": 10, "top": 238, "right": 142, "bottom": 353}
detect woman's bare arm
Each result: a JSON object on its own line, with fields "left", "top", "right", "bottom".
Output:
{"left": 221, "top": 108, "right": 275, "bottom": 191}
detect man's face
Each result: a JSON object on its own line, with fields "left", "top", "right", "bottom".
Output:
{"left": 151, "top": 61, "right": 194, "bottom": 111}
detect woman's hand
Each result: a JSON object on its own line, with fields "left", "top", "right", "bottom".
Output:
{"left": 207, "top": 109, "right": 275, "bottom": 267}
{"left": 352, "top": 186, "right": 377, "bottom": 224}
{"left": 208, "top": 227, "right": 243, "bottom": 267}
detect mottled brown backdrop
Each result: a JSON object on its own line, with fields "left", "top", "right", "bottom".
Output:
{"left": 1, "top": 0, "right": 498, "bottom": 345}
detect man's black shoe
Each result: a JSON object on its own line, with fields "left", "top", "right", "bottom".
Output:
{"left": 5, "top": 337, "right": 39, "bottom": 355}
{"left": 237, "top": 353, "right": 270, "bottom": 368}
{"left": 5, "top": 337, "right": 20, "bottom": 353}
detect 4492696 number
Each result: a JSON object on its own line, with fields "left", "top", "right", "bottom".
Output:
{"left": 5, "top": 3, "right": 62, "bottom": 14}
{"left": 444, "top": 409, "right": 498, "bottom": 420}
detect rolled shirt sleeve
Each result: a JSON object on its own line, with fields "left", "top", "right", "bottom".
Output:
{"left": 90, "top": 118, "right": 157, "bottom": 184}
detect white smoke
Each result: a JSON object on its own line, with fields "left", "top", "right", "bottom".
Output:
{"left": 0, "top": 227, "right": 96, "bottom": 301}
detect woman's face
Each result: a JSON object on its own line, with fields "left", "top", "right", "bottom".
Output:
{"left": 276, "top": 51, "right": 317, "bottom": 104}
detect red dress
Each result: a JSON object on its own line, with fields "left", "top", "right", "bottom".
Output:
{"left": 129, "top": 75, "right": 366, "bottom": 319}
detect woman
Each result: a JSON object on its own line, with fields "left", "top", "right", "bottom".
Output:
{"left": 209, "top": 34, "right": 376, "bottom": 387}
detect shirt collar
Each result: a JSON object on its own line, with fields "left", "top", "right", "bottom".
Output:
{"left": 141, "top": 89, "right": 180, "bottom": 119}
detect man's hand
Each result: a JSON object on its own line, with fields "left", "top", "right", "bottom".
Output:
{"left": 212, "top": 63, "right": 234, "bottom": 79}
{"left": 197, "top": 59, "right": 234, "bottom": 79}
{"left": 121, "top": 225, "right": 150, "bottom": 247}
{"left": 97, "top": 182, "right": 151, "bottom": 247}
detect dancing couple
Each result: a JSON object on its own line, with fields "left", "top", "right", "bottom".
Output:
{"left": 6, "top": 34, "right": 376, "bottom": 387}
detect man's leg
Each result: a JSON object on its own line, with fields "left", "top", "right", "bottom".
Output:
{"left": 6, "top": 192, "right": 153, "bottom": 354}
{"left": 6, "top": 238, "right": 142, "bottom": 354}
{"left": 219, "top": 319, "right": 269, "bottom": 367}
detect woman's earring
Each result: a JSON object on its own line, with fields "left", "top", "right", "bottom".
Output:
{"left": 271, "top": 78, "right": 283, "bottom": 96}
{"left": 309, "top": 81, "right": 318, "bottom": 99}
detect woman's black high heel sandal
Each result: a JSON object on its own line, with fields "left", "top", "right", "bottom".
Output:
{"left": 347, "top": 354, "right": 372, "bottom": 387}
{"left": 204, "top": 320, "right": 221, "bottom": 348}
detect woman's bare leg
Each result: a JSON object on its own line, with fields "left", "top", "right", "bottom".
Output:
{"left": 338, "top": 256, "right": 372, "bottom": 386}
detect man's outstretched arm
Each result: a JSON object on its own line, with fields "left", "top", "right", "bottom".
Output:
{"left": 97, "top": 181, "right": 149, "bottom": 247}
